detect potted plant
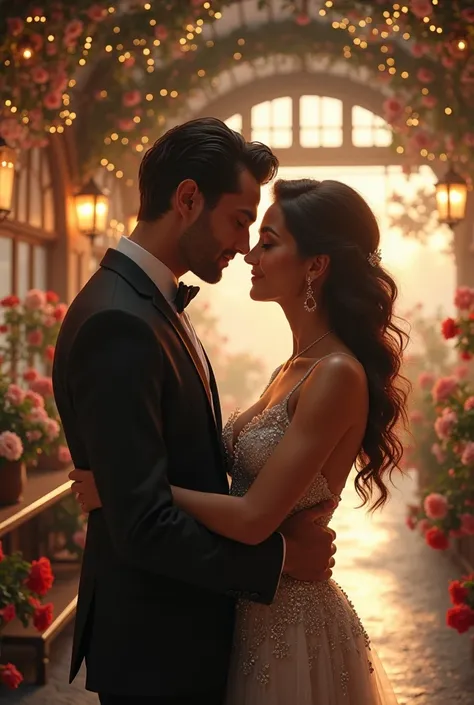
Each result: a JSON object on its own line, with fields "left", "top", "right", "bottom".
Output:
{"left": 0, "top": 370, "right": 60, "bottom": 504}
{"left": 0, "top": 540, "right": 54, "bottom": 689}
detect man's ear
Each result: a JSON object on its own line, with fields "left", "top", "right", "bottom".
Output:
{"left": 175, "top": 179, "right": 204, "bottom": 220}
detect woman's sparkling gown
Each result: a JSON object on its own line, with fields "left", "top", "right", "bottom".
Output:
{"left": 222, "top": 362, "right": 399, "bottom": 705}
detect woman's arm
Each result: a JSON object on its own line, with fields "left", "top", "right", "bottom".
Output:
{"left": 171, "top": 355, "right": 367, "bottom": 545}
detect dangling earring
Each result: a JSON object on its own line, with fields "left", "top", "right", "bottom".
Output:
{"left": 303, "top": 274, "right": 317, "bottom": 313}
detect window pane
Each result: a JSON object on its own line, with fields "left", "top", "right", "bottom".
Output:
{"left": 18, "top": 241, "right": 29, "bottom": 298}
{"left": 0, "top": 237, "right": 12, "bottom": 297}
{"left": 34, "top": 246, "right": 47, "bottom": 290}
{"left": 271, "top": 97, "right": 292, "bottom": 128}
{"left": 270, "top": 129, "right": 292, "bottom": 148}
{"left": 299, "top": 96, "right": 342, "bottom": 148}
{"left": 251, "top": 101, "right": 271, "bottom": 130}
{"left": 352, "top": 106, "right": 392, "bottom": 147}
{"left": 251, "top": 128, "right": 271, "bottom": 146}
{"left": 225, "top": 114, "right": 242, "bottom": 133}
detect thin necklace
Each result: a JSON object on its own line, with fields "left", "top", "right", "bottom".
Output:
{"left": 289, "top": 329, "right": 333, "bottom": 363}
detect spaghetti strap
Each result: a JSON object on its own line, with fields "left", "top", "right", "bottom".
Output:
{"left": 284, "top": 351, "right": 357, "bottom": 405}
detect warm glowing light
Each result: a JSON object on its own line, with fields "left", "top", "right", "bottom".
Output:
{"left": 74, "top": 179, "right": 109, "bottom": 240}
{"left": 435, "top": 167, "right": 468, "bottom": 228}
{"left": 0, "top": 137, "right": 16, "bottom": 219}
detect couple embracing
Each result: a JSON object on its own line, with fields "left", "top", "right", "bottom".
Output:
{"left": 52, "top": 117, "right": 406, "bottom": 705}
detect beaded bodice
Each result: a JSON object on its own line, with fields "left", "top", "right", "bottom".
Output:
{"left": 222, "top": 360, "right": 339, "bottom": 523}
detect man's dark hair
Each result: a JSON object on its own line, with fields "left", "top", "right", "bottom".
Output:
{"left": 137, "top": 117, "right": 279, "bottom": 221}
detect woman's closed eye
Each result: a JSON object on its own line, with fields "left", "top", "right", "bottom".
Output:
{"left": 260, "top": 243, "right": 273, "bottom": 250}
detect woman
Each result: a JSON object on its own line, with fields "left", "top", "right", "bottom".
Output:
{"left": 74, "top": 178, "right": 407, "bottom": 704}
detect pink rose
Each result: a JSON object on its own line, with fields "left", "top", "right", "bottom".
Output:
{"left": 31, "top": 67, "right": 49, "bottom": 85}
{"left": 464, "top": 397, "right": 474, "bottom": 412}
{"left": 454, "top": 286, "right": 474, "bottom": 311}
{"left": 442, "top": 55, "right": 456, "bottom": 69}
{"left": 434, "top": 408, "right": 457, "bottom": 441}
{"left": 417, "top": 67, "right": 435, "bottom": 83}
{"left": 410, "top": 0, "right": 433, "bottom": 18}
{"left": 30, "top": 376, "right": 53, "bottom": 397}
{"left": 44, "top": 418, "right": 60, "bottom": 442}
{"left": 383, "top": 98, "right": 404, "bottom": 121}
{"left": 24, "top": 390, "right": 45, "bottom": 408}
{"left": 27, "top": 407, "right": 48, "bottom": 424}
{"left": 57, "top": 445, "right": 71, "bottom": 464}
{"left": 26, "top": 430, "right": 42, "bottom": 442}
{"left": 424, "top": 493, "right": 449, "bottom": 520}
{"left": 86, "top": 4, "right": 107, "bottom": 21}
{"left": 422, "top": 95, "right": 437, "bottom": 108}
{"left": 73, "top": 530, "right": 86, "bottom": 549}
{"left": 431, "top": 442, "right": 447, "bottom": 464}
{"left": 411, "top": 42, "right": 427, "bottom": 58}
{"left": 65, "top": 19, "right": 83, "bottom": 39}
{"left": 460, "top": 514, "right": 474, "bottom": 535}
{"left": 117, "top": 118, "right": 135, "bottom": 132}
{"left": 406, "top": 516, "right": 417, "bottom": 530}
{"left": 27, "top": 329, "right": 43, "bottom": 347}
{"left": 43, "top": 92, "right": 62, "bottom": 110}
{"left": 432, "top": 376, "right": 458, "bottom": 403}
{"left": 6, "top": 384, "right": 25, "bottom": 406}
{"left": 0, "top": 431, "right": 23, "bottom": 461}
{"left": 25, "top": 289, "right": 46, "bottom": 310}
{"left": 44, "top": 315, "right": 56, "bottom": 328}
{"left": 122, "top": 90, "right": 141, "bottom": 108}
{"left": 461, "top": 442, "right": 474, "bottom": 466}
{"left": 418, "top": 371, "right": 435, "bottom": 390}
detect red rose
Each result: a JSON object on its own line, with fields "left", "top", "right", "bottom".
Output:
{"left": 46, "top": 290, "right": 59, "bottom": 304}
{"left": 460, "top": 351, "right": 472, "bottom": 361}
{"left": 446, "top": 603, "right": 474, "bottom": 633}
{"left": 23, "top": 368, "right": 38, "bottom": 382}
{"left": 33, "top": 602, "right": 53, "bottom": 632}
{"left": 448, "top": 580, "right": 469, "bottom": 605}
{"left": 441, "top": 317, "right": 459, "bottom": 339}
{"left": 1, "top": 295, "right": 20, "bottom": 308}
{"left": 25, "top": 557, "right": 54, "bottom": 596}
{"left": 27, "top": 329, "right": 43, "bottom": 347}
{"left": 0, "top": 324, "right": 8, "bottom": 333}
{"left": 0, "top": 603, "right": 16, "bottom": 623}
{"left": 45, "top": 345, "right": 55, "bottom": 362}
{"left": 0, "top": 663, "right": 23, "bottom": 689}
{"left": 53, "top": 303, "right": 67, "bottom": 321}
{"left": 0, "top": 539, "right": 4, "bottom": 561}
{"left": 425, "top": 526, "right": 449, "bottom": 550}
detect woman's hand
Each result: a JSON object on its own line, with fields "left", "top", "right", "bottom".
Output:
{"left": 69, "top": 469, "right": 102, "bottom": 512}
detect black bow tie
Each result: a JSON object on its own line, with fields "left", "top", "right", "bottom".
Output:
{"left": 174, "top": 282, "right": 200, "bottom": 314}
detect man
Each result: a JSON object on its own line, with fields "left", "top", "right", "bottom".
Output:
{"left": 53, "top": 117, "right": 336, "bottom": 705}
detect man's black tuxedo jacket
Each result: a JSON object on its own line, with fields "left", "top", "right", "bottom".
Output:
{"left": 52, "top": 249, "right": 284, "bottom": 699}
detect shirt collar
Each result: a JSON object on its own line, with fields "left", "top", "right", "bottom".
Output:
{"left": 116, "top": 236, "right": 178, "bottom": 307}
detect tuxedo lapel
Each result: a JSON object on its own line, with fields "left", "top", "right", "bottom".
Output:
{"left": 151, "top": 290, "right": 215, "bottom": 414}
{"left": 203, "top": 349, "right": 222, "bottom": 434}
{"left": 100, "top": 248, "right": 215, "bottom": 424}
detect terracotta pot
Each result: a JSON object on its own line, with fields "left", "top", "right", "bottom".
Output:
{"left": 0, "top": 460, "right": 26, "bottom": 505}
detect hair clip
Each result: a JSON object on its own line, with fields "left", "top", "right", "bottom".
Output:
{"left": 367, "top": 249, "right": 382, "bottom": 267}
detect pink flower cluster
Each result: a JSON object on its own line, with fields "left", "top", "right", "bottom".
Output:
{"left": 0, "top": 431, "right": 24, "bottom": 462}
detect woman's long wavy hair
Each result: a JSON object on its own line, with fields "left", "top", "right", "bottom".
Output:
{"left": 273, "top": 178, "right": 409, "bottom": 511}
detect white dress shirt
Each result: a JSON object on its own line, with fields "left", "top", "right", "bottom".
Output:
{"left": 116, "top": 237, "right": 213, "bottom": 410}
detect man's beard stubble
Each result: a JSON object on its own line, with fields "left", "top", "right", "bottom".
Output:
{"left": 179, "top": 210, "right": 224, "bottom": 284}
